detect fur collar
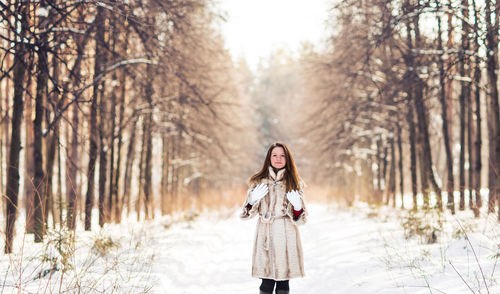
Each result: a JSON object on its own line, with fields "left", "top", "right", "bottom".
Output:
{"left": 268, "top": 166, "right": 286, "bottom": 181}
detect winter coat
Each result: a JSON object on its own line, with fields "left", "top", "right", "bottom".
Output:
{"left": 240, "top": 166, "right": 307, "bottom": 281}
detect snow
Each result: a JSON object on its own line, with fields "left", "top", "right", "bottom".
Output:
{"left": 1, "top": 203, "right": 499, "bottom": 293}
{"left": 36, "top": 7, "right": 49, "bottom": 18}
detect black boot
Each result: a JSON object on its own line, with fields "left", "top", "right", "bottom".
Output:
{"left": 260, "top": 278, "right": 275, "bottom": 294}
{"left": 275, "top": 279, "right": 289, "bottom": 294}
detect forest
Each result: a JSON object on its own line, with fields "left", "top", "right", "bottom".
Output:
{"left": 1, "top": 0, "right": 500, "bottom": 292}
{"left": 0, "top": 0, "right": 259, "bottom": 254}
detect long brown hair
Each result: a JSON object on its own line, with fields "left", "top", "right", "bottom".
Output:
{"left": 249, "top": 142, "right": 301, "bottom": 192}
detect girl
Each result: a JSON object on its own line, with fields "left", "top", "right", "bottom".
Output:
{"left": 241, "top": 142, "right": 307, "bottom": 294}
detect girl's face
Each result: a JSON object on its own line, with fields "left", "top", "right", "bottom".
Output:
{"left": 270, "top": 146, "right": 286, "bottom": 169}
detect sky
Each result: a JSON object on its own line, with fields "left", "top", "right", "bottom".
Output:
{"left": 218, "top": 0, "right": 331, "bottom": 70}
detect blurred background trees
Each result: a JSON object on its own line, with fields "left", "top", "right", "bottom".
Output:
{"left": 299, "top": 0, "right": 500, "bottom": 220}
{"left": 0, "top": 0, "right": 258, "bottom": 253}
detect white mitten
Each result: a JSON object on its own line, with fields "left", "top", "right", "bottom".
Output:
{"left": 286, "top": 190, "right": 302, "bottom": 210}
{"left": 249, "top": 183, "right": 268, "bottom": 205}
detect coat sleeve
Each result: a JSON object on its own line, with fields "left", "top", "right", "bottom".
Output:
{"left": 285, "top": 181, "right": 307, "bottom": 226}
{"left": 240, "top": 182, "right": 261, "bottom": 220}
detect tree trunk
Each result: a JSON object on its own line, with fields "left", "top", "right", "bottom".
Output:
{"left": 144, "top": 113, "right": 153, "bottom": 219}
{"left": 122, "top": 118, "right": 138, "bottom": 217}
{"left": 167, "top": 133, "right": 175, "bottom": 214}
{"left": 459, "top": 0, "right": 471, "bottom": 211}
{"left": 143, "top": 64, "right": 155, "bottom": 219}
{"left": 85, "top": 96, "right": 99, "bottom": 230}
{"left": 161, "top": 135, "right": 170, "bottom": 215}
{"left": 368, "top": 153, "right": 376, "bottom": 204}
{"left": 485, "top": 0, "right": 499, "bottom": 215}
{"left": 417, "top": 125, "right": 430, "bottom": 209}
{"left": 107, "top": 18, "right": 118, "bottom": 223}
{"left": 459, "top": 79, "right": 466, "bottom": 211}
{"left": 45, "top": 125, "right": 58, "bottom": 229}
{"left": 397, "top": 121, "right": 404, "bottom": 208}
{"left": 45, "top": 44, "right": 62, "bottom": 230}
{"left": 403, "top": 0, "right": 418, "bottom": 211}
{"left": 67, "top": 100, "right": 79, "bottom": 229}
{"left": 173, "top": 132, "right": 180, "bottom": 211}
{"left": 33, "top": 0, "right": 52, "bottom": 242}
{"left": 57, "top": 135, "right": 63, "bottom": 227}
{"left": 5, "top": 0, "right": 28, "bottom": 253}
{"left": 107, "top": 78, "right": 117, "bottom": 222}
{"left": 113, "top": 23, "right": 129, "bottom": 222}
{"left": 3, "top": 29, "right": 11, "bottom": 164}
{"left": 98, "top": 87, "right": 108, "bottom": 227}
{"left": 408, "top": 103, "right": 418, "bottom": 210}
{"left": 488, "top": 104, "right": 497, "bottom": 213}
{"left": 61, "top": 7, "right": 88, "bottom": 230}
{"left": 472, "top": 0, "right": 482, "bottom": 213}
{"left": 24, "top": 78, "right": 35, "bottom": 233}
{"left": 85, "top": 6, "right": 106, "bottom": 231}
{"left": 382, "top": 143, "right": 389, "bottom": 205}
{"left": 1, "top": 29, "right": 12, "bottom": 217}
{"left": 65, "top": 24, "right": 89, "bottom": 230}
{"left": 414, "top": 72, "right": 442, "bottom": 210}
{"left": 136, "top": 120, "right": 147, "bottom": 221}
{"left": 416, "top": 3, "right": 443, "bottom": 210}
{"left": 388, "top": 137, "right": 396, "bottom": 207}
{"left": 467, "top": 93, "right": 474, "bottom": 211}
{"left": 489, "top": 0, "right": 500, "bottom": 222}
{"left": 376, "top": 138, "right": 383, "bottom": 204}
{"left": 113, "top": 74, "right": 126, "bottom": 223}
{"left": 169, "top": 134, "right": 176, "bottom": 213}
{"left": 436, "top": 1, "right": 455, "bottom": 214}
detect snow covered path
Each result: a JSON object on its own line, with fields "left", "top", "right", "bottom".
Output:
{"left": 1, "top": 202, "right": 499, "bottom": 293}
{"left": 146, "top": 203, "right": 500, "bottom": 294}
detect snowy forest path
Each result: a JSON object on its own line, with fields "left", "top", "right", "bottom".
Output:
{"left": 146, "top": 204, "right": 418, "bottom": 294}
{"left": 144, "top": 203, "right": 499, "bottom": 294}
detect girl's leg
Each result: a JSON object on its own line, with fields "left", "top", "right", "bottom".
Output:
{"left": 259, "top": 279, "right": 276, "bottom": 292}
{"left": 275, "top": 280, "right": 289, "bottom": 291}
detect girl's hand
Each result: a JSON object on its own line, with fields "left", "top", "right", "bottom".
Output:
{"left": 286, "top": 190, "right": 302, "bottom": 210}
{"left": 249, "top": 183, "right": 268, "bottom": 205}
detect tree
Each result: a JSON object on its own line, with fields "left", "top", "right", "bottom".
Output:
{"left": 4, "top": 0, "right": 29, "bottom": 253}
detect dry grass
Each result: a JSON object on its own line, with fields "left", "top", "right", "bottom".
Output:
{"left": 1, "top": 219, "right": 156, "bottom": 294}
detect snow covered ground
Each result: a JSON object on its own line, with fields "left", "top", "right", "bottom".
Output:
{"left": 1, "top": 202, "right": 499, "bottom": 293}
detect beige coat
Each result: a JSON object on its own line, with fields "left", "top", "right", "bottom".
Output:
{"left": 240, "top": 166, "right": 307, "bottom": 281}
